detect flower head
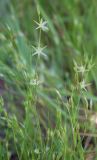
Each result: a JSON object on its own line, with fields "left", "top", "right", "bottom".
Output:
{"left": 80, "top": 80, "right": 91, "bottom": 91}
{"left": 32, "top": 46, "right": 47, "bottom": 59}
{"left": 77, "top": 66, "right": 86, "bottom": 74}
{"left": 74, "top": 60, "right": 88, "bottom": 74}
{"left": 34, "top": 148, "right": 39, "bottom": 154}
{"left": 30, "top": 79, "right": 42, "bottom": 86}
{"left": 34, "top": 19, "right": 48, "bottom": 32}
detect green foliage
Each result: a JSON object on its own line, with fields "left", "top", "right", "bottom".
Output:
{"left": 0, "top": 0, "right": 97, "bottom": 159}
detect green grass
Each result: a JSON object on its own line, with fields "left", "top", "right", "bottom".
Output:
{"left": 0, "top": 0, "right": 97, "bottom": 159}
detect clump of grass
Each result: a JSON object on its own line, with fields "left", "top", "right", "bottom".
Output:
{"left": 0, "top": 0, "right": 97, "bottom": 160}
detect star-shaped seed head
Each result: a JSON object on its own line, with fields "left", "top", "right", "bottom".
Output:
{"left": 80, "top": 80, "right": 91, "bottom": 91}
{"left": 32, "top": 46, "right": 47, "bottom": 59}
{"left": 34, "top": 19, "right": 49, "bottom": 32}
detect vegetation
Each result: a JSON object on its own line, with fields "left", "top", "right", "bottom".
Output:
{"left": 0, "top": 0, "right": 97, "bottom": 159}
